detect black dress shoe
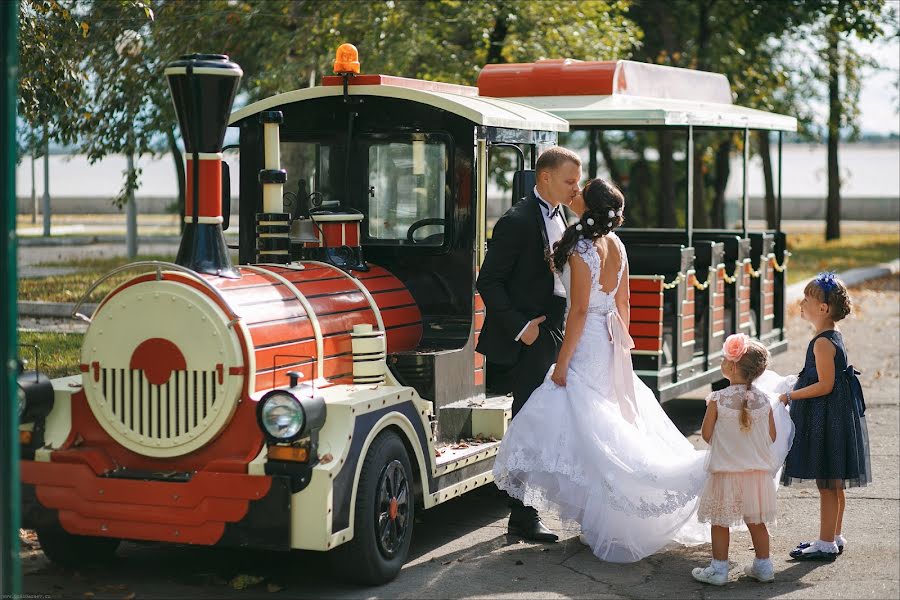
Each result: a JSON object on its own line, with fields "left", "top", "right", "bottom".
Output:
{"left": 789, "top": 545, "right": 838, "bottom": 561}
{"left": 507, "top": 518, "right": 558, "bottom": 543}
{"left": 795, "top": 540, "right": 843, "bottom": 555}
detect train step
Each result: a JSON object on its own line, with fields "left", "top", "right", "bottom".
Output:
{"left": 437, "top": 394, "right": 512, "bottom": 445}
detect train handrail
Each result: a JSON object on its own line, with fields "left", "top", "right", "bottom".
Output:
{"left": 71, "top": 261, "right": 240, "bottom": 325}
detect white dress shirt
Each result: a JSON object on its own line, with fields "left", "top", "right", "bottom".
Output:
{"left": 514, "top": 187, "right": 567, "bottom": 341}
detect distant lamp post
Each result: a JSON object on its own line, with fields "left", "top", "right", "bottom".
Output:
{"left": 116, "top": 30, "right": 143, "bottom": 258}
{"left": 41, "top": 126, "right": 49, "bottom": 237}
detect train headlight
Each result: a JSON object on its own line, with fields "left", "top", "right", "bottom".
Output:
{"left": 17, "top": 371, "right": 54, "bottom": 423}
{"left": 259, "top": 392, "right": 305, "bottom": 441}
{"left": 256, "top": 381, "right": 327, "bottom": 443}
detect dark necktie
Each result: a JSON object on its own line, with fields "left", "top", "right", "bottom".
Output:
{"left": 540, "top": 199, "right": 560, "bottom": 220}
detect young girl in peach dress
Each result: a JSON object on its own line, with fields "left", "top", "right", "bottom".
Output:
{"left": 692, "top": 334, "right": 789, "bottom": 586}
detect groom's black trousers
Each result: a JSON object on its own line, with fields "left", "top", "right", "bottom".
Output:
{"left": 507, "top": 300, "right": 565, "bottom": 524}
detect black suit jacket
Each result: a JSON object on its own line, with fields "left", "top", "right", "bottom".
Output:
{"left": 476, "top": 190, "right": 566, "bottom": 366}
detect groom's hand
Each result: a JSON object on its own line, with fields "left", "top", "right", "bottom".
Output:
{"left": 520, "top": 315, "right": 546, "bottom": 346}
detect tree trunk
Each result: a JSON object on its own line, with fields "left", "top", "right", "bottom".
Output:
{"left": 658, "top": 130, "right": 677, "bottom": 227}
{"left": 825, "top": 26, "right": 841, "bottom": 240}
{"left": 167, "top": 127, "right": 186, "bottom": 234}
{"left": 712, "top": 136, "right": 731, "bottom": 229}
{"left": 588, "top": 129, "right": 598, "bottom": 178}
{"left": 486, "top": 10, "right": 508, "bottom": 65}
{"left": 758, "top": 131, "right": 776, "bottom": 229}
{"left": 598, "top": 133, "right": 622, "bottom": 186}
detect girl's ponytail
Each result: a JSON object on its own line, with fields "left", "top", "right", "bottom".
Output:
{"left": 739, "top": 384, "right": 752, "bottom": 431}
{"left": 730, "top": 337, "right": 769, "bottom": 432}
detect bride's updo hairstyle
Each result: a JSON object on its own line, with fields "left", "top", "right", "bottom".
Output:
{"left": 551, "top": 178, "right": 625, "bottom": 272}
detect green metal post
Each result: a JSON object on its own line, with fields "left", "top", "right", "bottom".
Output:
{"left": 1, "top": 0, "right": 21, "bottom": 595}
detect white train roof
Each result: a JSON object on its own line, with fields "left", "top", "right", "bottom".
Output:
{"left": 507, "top": 94, "right": 797, "bottom": 131}
{"left": 229, "top": 75, "right": 568, "bottom": 132}
{"left": 477, "top": 59, "right": 797, "bottom": 132}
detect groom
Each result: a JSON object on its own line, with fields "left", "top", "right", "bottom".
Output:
{"left": 476, "top": 146, "right": 582, "bottom": 542}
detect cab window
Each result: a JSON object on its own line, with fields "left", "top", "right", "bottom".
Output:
{"left": 365, "top": 134, "right": 448, "bottom": 246}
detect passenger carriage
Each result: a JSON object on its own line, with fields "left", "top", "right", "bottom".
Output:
{"left": 17, "top": 47, "right": 567, "bottom": 585}
{"left": 478, "top": 59, "right": 796, "bottom": 399}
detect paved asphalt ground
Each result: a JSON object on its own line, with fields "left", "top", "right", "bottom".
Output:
{"left": 15, "top": 224, "right": 899, "bottom": 599}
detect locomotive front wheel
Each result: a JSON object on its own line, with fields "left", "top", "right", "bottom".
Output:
{"left": 328, "top": 430, "right": 415, "bottom": 585}
{"left": 36, "top": 526, "right": 121, "bottom": 567}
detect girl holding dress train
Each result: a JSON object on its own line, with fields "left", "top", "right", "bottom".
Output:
{"left": 692, "top": 334, "right": 780, "bottom": 586}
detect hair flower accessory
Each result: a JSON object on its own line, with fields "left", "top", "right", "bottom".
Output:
{"left": 575, "top": 223, "right": 583, "bottom": 231}
{"left": 608, "top": 209, "right": 616, "bottom": 218}
{"left": 607, "top": 221, "right": 613, "bottom": 228}
{"left": 616, "top": 208, "right": 624, "bottom": 217}
{"left": 586, "top": 217, "right": 595, "bottom": 226}
{"left": 815, "top": 271, "right": 838, "bottom": 296}
{"left": 723, "top": 333, "right": 750, "bottom": 362}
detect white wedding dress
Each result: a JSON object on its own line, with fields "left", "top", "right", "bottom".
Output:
{"left": 493, "top": 234, "right": 711, "bottom": 562}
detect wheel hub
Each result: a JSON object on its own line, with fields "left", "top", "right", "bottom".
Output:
{"left": 376, "top": 459, "right": 409, "bottom": 558}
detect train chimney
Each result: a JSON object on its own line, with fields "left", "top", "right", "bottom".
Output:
{"left": 164, "top": 54, "right": 242, "bottom": 278}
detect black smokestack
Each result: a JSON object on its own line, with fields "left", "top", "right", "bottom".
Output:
{"left": 165, "top": 54, "right": 242, "bottom": 278}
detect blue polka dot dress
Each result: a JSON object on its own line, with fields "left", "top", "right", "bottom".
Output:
{"left": 781, "top": 330, "right": 871, "bottom": 490}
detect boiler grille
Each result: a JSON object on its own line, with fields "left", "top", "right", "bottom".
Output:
{"left": 98, "top": 368, "right": 219, "bottom": 443}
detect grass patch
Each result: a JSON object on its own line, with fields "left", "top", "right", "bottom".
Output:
{"left": 18, "top": 331, "right": 84, "bottom": 378}
{"left": 19, "top": 254, "right": 176, "bottom": 303}
{"left": 786, "top": 233, "right": 899, "bottom": 284}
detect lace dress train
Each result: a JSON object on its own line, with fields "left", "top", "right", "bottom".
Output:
{"left": 493, "top": 236, "right": 710, "bottom": 563}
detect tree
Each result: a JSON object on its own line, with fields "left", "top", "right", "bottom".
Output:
{"left": 815, "top": 0, "right": 888, "bottom": 240}
{"left": 628, "top": 0, "right": 820, "bottom": 229}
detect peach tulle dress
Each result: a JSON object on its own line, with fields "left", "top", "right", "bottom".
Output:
{"left": 697, "top": 385, "right": 778, "bottom": 527}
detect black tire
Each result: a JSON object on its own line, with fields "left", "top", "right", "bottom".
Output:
{"left": 36, "top": 526, "right": 120, "bottom": 567}
{"left": 328, "top": 429, "right": 415, "bottom": 585}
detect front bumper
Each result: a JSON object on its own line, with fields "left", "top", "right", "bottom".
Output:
{"left": 21, "top": 460, "right": 292, "bottom": 550}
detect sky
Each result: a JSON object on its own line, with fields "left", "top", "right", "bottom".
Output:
{"left": 844, "top": 34, "right": 899, "bottom": 136}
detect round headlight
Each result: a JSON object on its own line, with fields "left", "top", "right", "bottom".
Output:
{"left": 17, "top": 385, "right": 26, "bottom": 419}
{"left": 260, "top": 392, "right": 305, "bottom": 440}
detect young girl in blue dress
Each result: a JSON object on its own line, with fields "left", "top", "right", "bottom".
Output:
{"left": 778, "top": 272, "right": 871, "bottom": 561}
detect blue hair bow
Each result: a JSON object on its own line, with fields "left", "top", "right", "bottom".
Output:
{"left": 815, "top": 271, "right": 838, "bottom": 297}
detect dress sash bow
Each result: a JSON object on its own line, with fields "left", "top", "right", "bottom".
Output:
{"left": 607, "top": 310, "right": 639, "bottom": 424}
{"left": 844, "top": 365, "right": 866, "bottom": 416}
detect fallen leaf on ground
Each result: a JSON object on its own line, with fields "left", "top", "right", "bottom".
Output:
{"left": 266, "top": 582, "right": 284, "bottom": 593}
{"left": 229, "top": 574, "right": 264, "bottom": 590}
{"left": 123, "top": 592, "right": 136, "bottom": 600}
{"left": 515, "top": 559, "right": 524, "bottom": 565}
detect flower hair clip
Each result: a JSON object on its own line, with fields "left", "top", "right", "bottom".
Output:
{"left": 815, "top": 271, "right": 838, "bottom": 297}
{"left": 723, "top": 333, "right": 750, "bottom": 362}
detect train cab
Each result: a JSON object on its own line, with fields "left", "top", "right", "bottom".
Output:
{"left": 478, "top": 59, "right": 796, "bottom": 399}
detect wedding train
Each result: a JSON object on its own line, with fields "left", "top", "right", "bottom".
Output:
{"left": 17, "top": 44, "right": 794, "bottom": 584}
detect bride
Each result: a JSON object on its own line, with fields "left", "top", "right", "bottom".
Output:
{"left": 492, "top": 178, "right": 710, "bottom": 562}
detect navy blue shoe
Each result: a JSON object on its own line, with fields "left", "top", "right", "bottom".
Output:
{"left": 794, "top": 541, "right": 843, "bottom": 555}
{"left": 790, "top": 544, "right": 838, "bottom": 561}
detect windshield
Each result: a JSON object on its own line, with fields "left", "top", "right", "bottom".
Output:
{"left": 366, "top": 135, "right": 447, "bottom": 245}
{"left": 280, "top": 133, "right": 449, "bottom": 246}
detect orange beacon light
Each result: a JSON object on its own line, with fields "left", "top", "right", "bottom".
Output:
{"left": 333, "top": 43, "right": 360, "bottom": 74}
